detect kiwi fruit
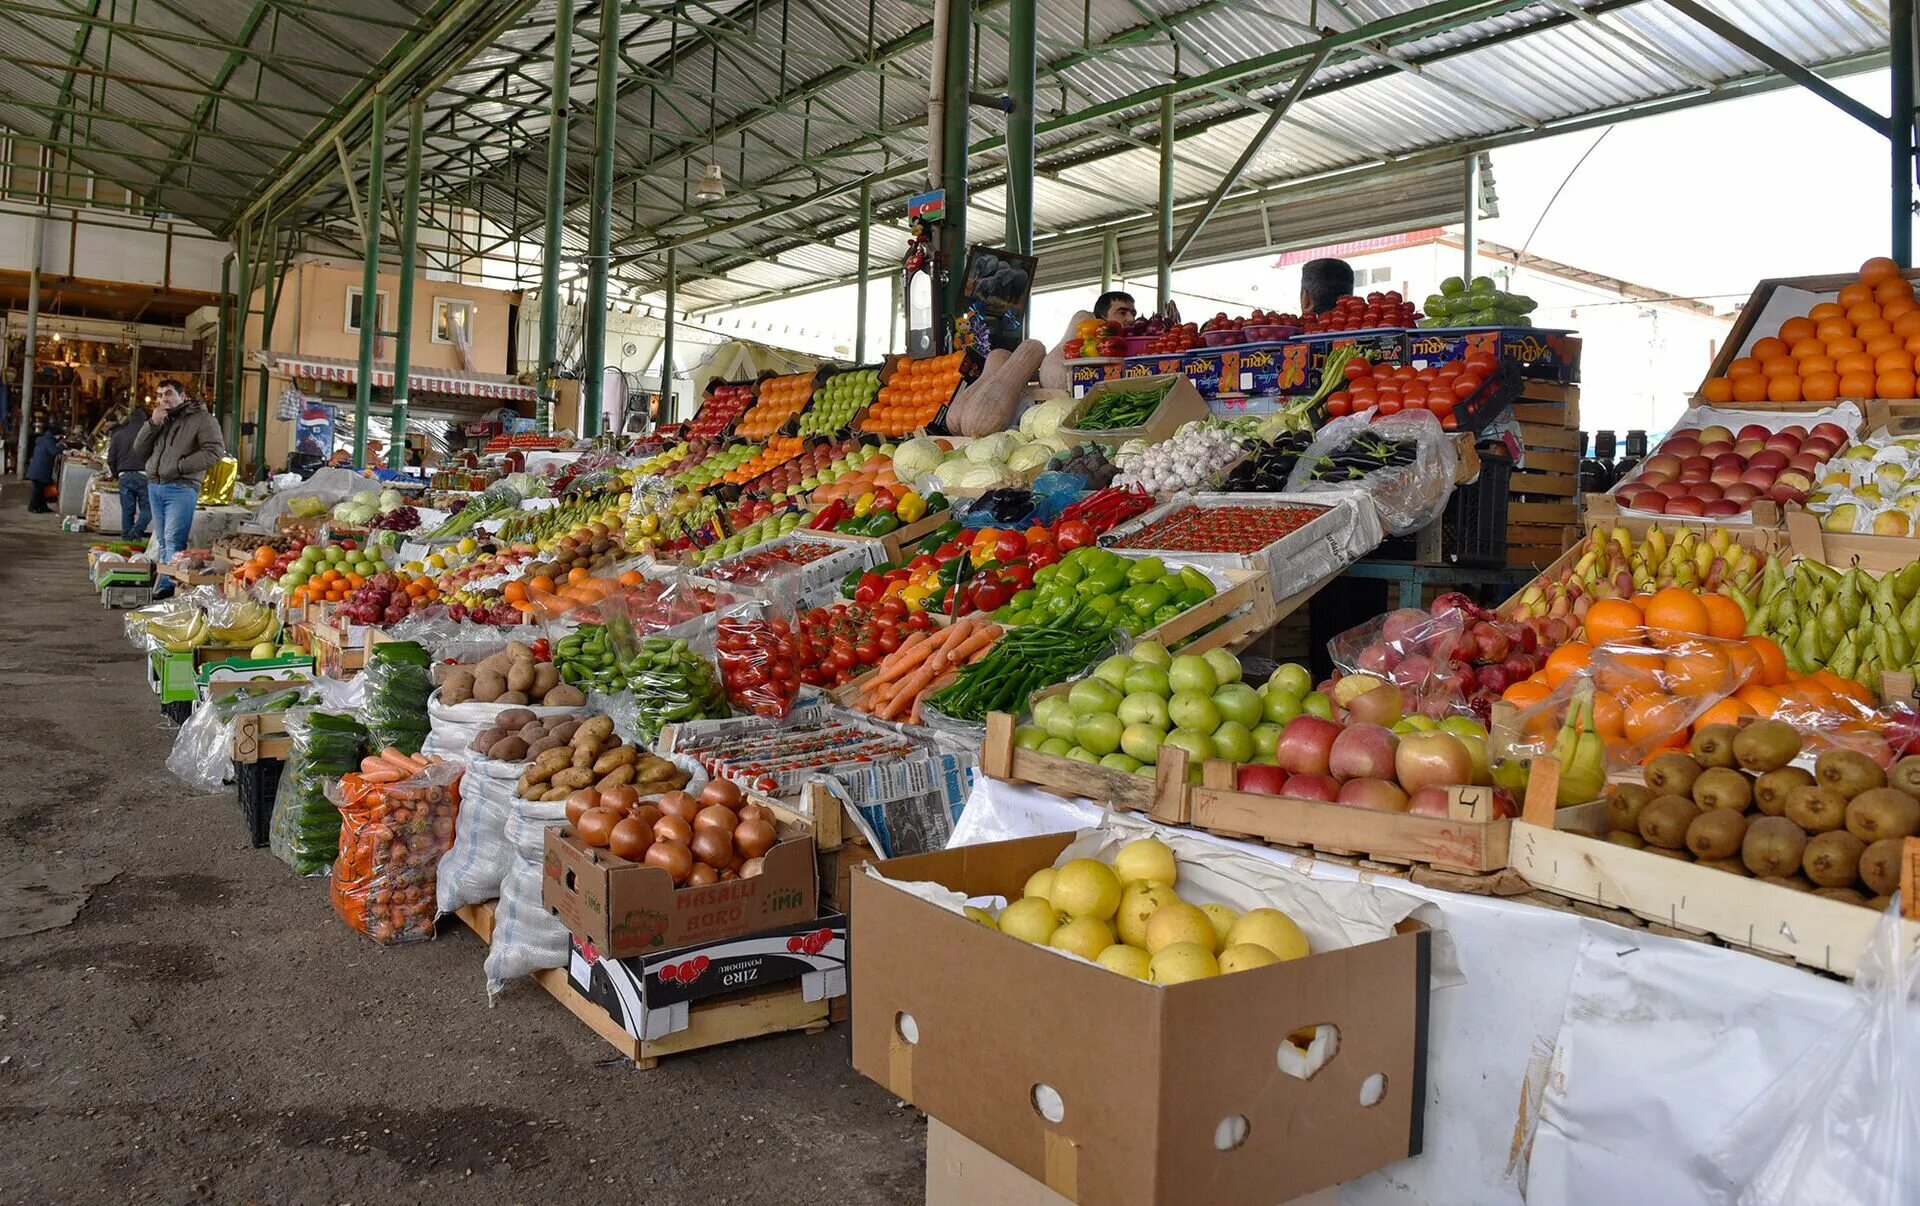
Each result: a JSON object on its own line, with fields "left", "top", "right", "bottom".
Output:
{"left": 1869, "top": 894, "right": 1894, "bottom": 911}
{"left": 1814, "top": 749, "right": 1887, "bottom": 800}
{"left": 1752, "top": 767, "right": 1814, "bottom": 817}
{"left": 1733, "top": 719, "right": 1802, "bottom": 773}
{"left": 1689, "top": 724, "right": 1740, "bottom": 769}
{"left": 1643, "top": 845, "right": 1692, "bottom": 860}
{"left": 1743, "top": 816, "right": 1809, "bottom": 878}
{"left": 1860, "top": 838, "right": 1905, "bottom": 897}
{"left": 1813, "top": 886, "right": 1869, "bottom": 906}
{"left": 1889, "top": 755, "right": 1920, "bottom": 797}
{"left": 1685, "top": 808, "right": 1749, "bottom": 860}
{"left": 1691, "top": 767, "right": 1752, "bottom": 812}
{"left": 1844, "top": 787, "right": 1920, "bottom": 844}
{"left": 1606, "top": 784, "right": 1655, "bottom": 835}
{"left": 1783, "top": 785, "right": 1848, "bottom": 834}
{"left": 1639, "top": 794, "right": 1702, "bottom": 850}
{"left": 1758, "top": 874, "right": 1813, "bottom": 892}
{"left": 1697, "top": 857, "right": 1751, "bottom": 876}
{"left": 1604, "top": 830, "right": 1646, "bottom": 849}
{"left": 1802, "top": 830, "right": 1866, "bottom": 888}
{"left": 1644, "top": 752, "right": 1703, "bottom": 798}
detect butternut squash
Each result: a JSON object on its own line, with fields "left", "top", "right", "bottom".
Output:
{"left": 953, "top": 339, "right": 1046, "bottom": 435}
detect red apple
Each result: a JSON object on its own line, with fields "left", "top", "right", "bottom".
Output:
{"left": 1276, "top": 715, "right": 1343, "bottom": 777}
{"left": 1704, "top": 498, "right": 1743, "bottom": 517}
{"left": 1699, "top": 424, "right": 1735, "bottom": 445}
{"left": 1765, "top": 434, "right": 1803, "bottom": 456}
{"left": 1737, "top": 424, "right": 1773, "bottom": 442}
{"left": 1722, "top": 482, "right": 1762, "bottom": 503}
{"left": 1396, "top": 733, "right": 1475, "bottom": 794}
{"left": 1732, "top": 438, "right": 1766, "bottom": 458}
{"left": 1636, "top": 471, "right": 1671, "bottom": 488}
{"left": 1801, "top": 438, "right": 1838, "bottom": 460}
{"left": 1700, "top": 441, "right": 1734, "bottom": 458}
{"left": 1680, "top": 455, "right": 1712, "bottom": 476}
{"left": 1642, "top": 453, "right": 1683, "bottom": 478}
{"left": 1283, "top": 773, "right": 1341, "bottom": 802}
{"left": 1747, "top": 449, "right": 1789, "bottom": 472}
{"left": 1687, "top": 482, "right": 1724, "bottom": 501}
{"left": 1235, "top": 763, "right": 1289, "bottom": 795}
{"left": 1787, "top": 453, "right": 1821, "bottom": 475}
{"left": 1779, "top": 424, "right": 1808, "bottom": 439}
{"left": 1329, "top": 723, "right": 1399, "bottom": 780}
{"left": 1657, "top": 481, "right": 1692, "bottom": 500}
{"left": 1770, "top": 481, "right": 1808, "bottom": 505}
{"left": 1338, "top": 778, "right": 1410, "bottom": 813}
{"left": 1627, "top": 492, "right": 1668, "bottom": 513}
{"left": 1710, "top": 452, "right": 1745, "bottom": 472}
{"left": 1661, "top": 437, "right": 1702, "bottom": 459}
{"left": 1810, "top": 422, "right": 1848, "bottom": 445}
{"left": 1666, "top": 495, "right": 1707, "bottom": 516}
{"left": 1406, "top": 786, "right": 1452, "bottom": 817}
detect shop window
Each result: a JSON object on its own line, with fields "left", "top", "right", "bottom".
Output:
{"left": 433, "top": 298, "right": 476, "bottom": 345}
{"left": 346, "top": 287, "right": 389, "bottom": 335}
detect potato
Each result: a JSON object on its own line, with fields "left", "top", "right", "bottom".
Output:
{"left": 470, "top": 727, "right": 504, "bottom": 755}
{"left": 531, "top": 663, "right": 559, "bottom": 697}
{"left": 478, "top": 651, "right": 514, "bottom": 680}
{"left": 541, "top": 785, "right": 573, "bottom": 802}
{"left": 472, "top": 670, "right": 507, "bottom": 703}
{"left": 551, "top": 768, "right": 595, "bottom": 791}
{"left": 634, "top": 755, "right": 682, "bottom": 786}
{"left": 504, "top": 640, "right": 534, "bottom": 662}
{"left": 496, "top": 691, "right": 530, "bottom": 705}
{"left": 596, "top": 765, "right": 636, "bottom": 791}
{"left": 528, "top": 735, "right": 565, "bottom": 757}
{"left": 593, "top": 746, "right": 638, "bottom": 775}
{"left": 518, "top": 722, "right": 549, "bottom": 744}
{"left": 488, "top": 735, "right": 529, "bottom": 762}
{"left": 506, "top": 658, "right": 535, "bottom": 695}
{"left": 550, "top": 718, "right": 583, "bottom": 742}
{"left": 575, "top": 716, "right": 614, "bottom": 747}
{"left": 542, "top": 684, "right": 586, "bottom": 707}
{"left": 572, "top": 743, "right": 598, "bottom": 769}
{"left": 517, "top": 770, "right": 538, "bottom": 796}
{"left": 440, "top": 667, "right": 476, "bottom": 705}
{"left": 496, "top": 708, "right": 538, "bottom": 730}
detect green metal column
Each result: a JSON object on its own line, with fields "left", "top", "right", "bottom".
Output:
{"left": 1005, "top": 0, "right": 1035, "bottom": 256}
{"left": 582, "top": 0, "right": 620, "bottom": 437}
{"left": 1156, "top": 92, "right": 1175, "bottom": 312}
{"left": 855, "top": 181, "right": 871, "bottom": 362}
{"left": 251, "top": 231, "right": 279, "bottom": 477}
{"left": 1894, "top": 0, "right": 1915, "bottom": 267}
{"left": 661, "top": 247, "right": 677, "bottom": 424}
{"left": 391, "top": 100, "right": 424, "bottom": 467}
{"left": 1101, "top": 231, "right": 1116, "bottom": 292}
{"left": 537, "top": 0, "right": 573, "bottom": 434}
{"left": 354, "top": 90, "right": 388, "bottom": 469}
{"left": 1462, "top": 153, "right": 1480, "bottom": 283}
{"left": 214, "top": 253, "right": 231, "bottom": 437}
{"left": 939, "top": 0, "right": 972, "bottom": 328}
{"left": 229, "top": 224, "right": 251, "bottom": 449}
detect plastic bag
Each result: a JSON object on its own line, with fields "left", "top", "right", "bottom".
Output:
{"left": 253, "top": 465, "right": 373, "bottom": 527}
{"left": 482, "top": 793, "right": 572, "bottom": 996}
{"left": 167, "top": 703, "right": 235, "bottom": 793}
{"left": 360, "top": 639, "right": 433, "bottom": 754}
{"left": 1286, "top": 408, "right": 1458, "bottom": 536}
{"left": 269, "top": 709, "right": 367, "bottom": 876}
{"left": 713, "top": 578, "right": 801, "bottom": 718}
{"left": 1697, "top": 897, "right": 1920, "bottom": 1205}
{"left": 330, "top": 758, "right": 463, "bottom": 945}
{"left": 434, "top": 756, "right": 521, "bottom": 915}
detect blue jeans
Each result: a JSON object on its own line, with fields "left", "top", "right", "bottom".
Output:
{"left": 118, "top": 470, "right": 151, "bottom": 537}
{"left": 148, "top": 480, "right": 199, "bottom": 596}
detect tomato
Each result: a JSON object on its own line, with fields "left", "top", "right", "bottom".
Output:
{"left": 1392, "top": 364, "right": 1417, "bottom": 381}
{"left": 1327, "top": 392, "right": 1352, "bottom": 417}
{"left": 1400, "top": 391, "right": 1427, "bottom": 411}
{"left": 1464, "top": 353, "right": 1498, "bottom": 376}
{"left": 972, "top": 580, "right": 1012, "bottom": 612}
{"left": 1452, "top": 375, "right": 1483, "bottom": 400}
{"left": 1428, "top": 396, "right": 1456, "bottom": 418}
{"left": 1434, "top": 361, "right": 1462, "bottom": 379}
{"left": 906, "top": 611, "right": 934, "bottom": 631}
{"left": 1348, "top": 382, "right": 1376, "bottom": 404}
{"left": 1441, "top": 413, "right": 1459, "bottom": 431}
{"left": 875, "top": 596, "right": 908, "bottom": 620}
{"left": 1376, "top": 397, "right": 1403, "bottom": 416}
{"left": 1342, "top": 360, "right": 1370, "bottom": 381}
{"left": 853, "top": 573, "right": 884, "bottom": 604}
{"left": 877, "top": 631, "right": 901, "bottom": 655}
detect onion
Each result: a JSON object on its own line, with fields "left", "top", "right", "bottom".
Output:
{"left": 686, "top": 863, "right": 719, "bottom": 887}
{"left": 644, "top": 839, "right": 693, "bottom": 884}
{"left": 736, "top": 802, "right": 774, "bottom": 826}
{"left": 739, "top": 857, "right": 765, "bottom": 878}
{"left": 694, "top": 804, "right": 739, "bottom": 833}
{"left": 631, "top": 803, "right": 664, "bottom": 830}
{"left": 658, "top": 790, "right": 701, "bottom": 821}
{"left": 608, "top": 817, "right": 653, "bottom": 861}
{"left": 734, "top": 817, "right": 778, "bottom": 860}
{"left": 600, "top": 785, "right": 640, "bottom": 814}
{"left": 690, "top": 827, "right": 736, "bottom": 870}
{"left": 575, "top": 808, "right": 619, "bottom": 848}
{"left": 698, "top": 778, "right": 743, "bottom": 810}
{"left": 652, "top": 814, "right": 694, "bottom": 846}
{"left": 565, "top": 789, "right": 600, "bottom": 827}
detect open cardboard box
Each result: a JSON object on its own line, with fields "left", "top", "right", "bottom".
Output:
{"left": 1056, "top": 373, "right": 1210, "bottom": 449}
{"left": 850, "top": 831, "right": 1431, "bottom": 1206}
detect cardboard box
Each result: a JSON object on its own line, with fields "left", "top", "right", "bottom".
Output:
{"left": 1404, "top": 326, "right": 1581, "bottom": 383}
{"left": 851, "top": 833, "right": 1431, "bottom": 1206}
{"left": 564, "top": 913, "right": 847, "bottom": 1041}
{"left": 542, "top": 824, "right": 818, "bottom": 959}
{"left": 1057, "top": 373, "right": 1211, "bottom": 449}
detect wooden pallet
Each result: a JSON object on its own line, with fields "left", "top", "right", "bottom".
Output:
{"left": 452, "top": 901, "right": 834, "bottom": 1069}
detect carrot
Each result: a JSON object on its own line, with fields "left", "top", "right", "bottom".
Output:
{"left": 907, "top": 671, "right": 962, "bottom": 724}
{"left": 361, "top": 756, "right": 393, "bottom": 775}
{"left": 359, "top": 768, "right": 405, "bottom": 784}
{"left": 380, "top": 747, "right": 421, "bottom": 774}
{"left": 877, "top": 663, "right": 945, "bottom": 719}
{"left": 930, "top": 625, "right": 999, "bottom": 674}
{"left": 861, "top": 628, "right": 942, "bottom": 689}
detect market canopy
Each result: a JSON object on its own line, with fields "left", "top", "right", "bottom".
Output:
{"left": 0, "top": 0, "right": 1892, "bottom": 312}
{"left": 272, "top": 352, "right": 537, "bottom": 403}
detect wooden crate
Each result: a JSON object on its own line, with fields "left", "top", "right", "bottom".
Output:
{"left": 310, "top": 620, "right": 391, "bottom": 678}
{"left": 230, "top": 711, "right": 292, "bottom": 763}
{"left": 980, "top": 711, "right": 1193, "bottom": 824}
{"left": 158, "top": 561, "right": 230, "bottom": 589}
{"left": 1507, "top": 759, "right": 1920, "bottom": 978}
{"left": 1498, "top": 505, "right": 1788, "bottom": 612}
{"left": 1692, "top": 268, "right": 1920, "bottom": 399}
{"left": 1784, "top": 504, "right": 1920, "bottom": 573}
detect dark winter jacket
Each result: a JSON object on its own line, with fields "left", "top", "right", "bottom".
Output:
{"left": 108, "top": 413, "right": 148, "bottom": 477}
{"left": 133, "top": 399, "right": 226, "bottom": 486}
{"left": 26, "top": 432, "right": 61, "bottom": 482}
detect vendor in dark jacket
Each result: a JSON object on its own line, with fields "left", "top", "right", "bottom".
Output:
{"left": 133, "top": 380, "right": 226, "bottom": 593}
{"left": 24, "top": 424, "right": 63, "bottom": 513}
{"left": 107, "top": 408, "right": 151, "bottom": 538}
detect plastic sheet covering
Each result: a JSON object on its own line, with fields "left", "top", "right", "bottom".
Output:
{"left": 482, "top": 792, "right": 572, "bottom": 997}
{"left": 1099, "top": 488, "right": 1383, "bottom": 599}
{"left": 252, "top": 465, "right": 373, "bottom": 527}
{"left": 434, "top": 756, "right": 521, "bottom": 915}
{"left": 330, "top": 760, "right": 463, "bottom": 945}
{"left": 269, "top": 710, "right": 367, "bottom": 876}
{"left": 1286, "top": 409, "right": 1458, "bottom": 536}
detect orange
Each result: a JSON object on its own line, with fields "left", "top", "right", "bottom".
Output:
{"left": 1733, "top": 374, "right": 1770, "bottom": 403}
{"left": 1802, "top": 372, "right": 1841, "bottom": 402}
{"left": 1766, "top": 375, "right": 1802, "bottom": 403}
{"left": 1886, "top": 296, "right": 1919, "bottom": 324}
{"left": 1867, "top": 333, "right": 1906, "bottom": 358}
{"left": 1876, "top": 277, "right": 1915, "bottom": 306}
{"left": 1590, "top": 690, "right": 1626, "bottom": 741}
{"left": 1664, "top": 646, "right": 1733, "bottom": 696}
{"left": 1625, "top": 694, "right": 1692, "bottom": 747}
{"left": 1699, "top": 593, "right": 1747, "bottom": 639}
{"left": 1747, "top": 636, "right": 1788, "bottom": 686}
{"left": 1701, "top": 377, "right": 1734, "bottom": 403}
{"left": 1810, "top": 301, "right": 1846, "bottom": 322}
{"left": 1799, "top": 354, "right": 1837, "bottom": 376}
{"left": 1501, "top": 679, "right": 1551, "bottom": 709}
{"left": 1736, "top": 683, "right": 1784, "bottom": 715}
{"left": 1880, "top": 369, "right": 1918, "bottom": 399}
{"left": 1839, "top": 282, "right": 1876, "bottom": 307}
{"left": 1848, "top": 303, "right": 1885, "bottom": 327}
{"left": 1816, "top": 319, "right": 1855, "bottom": 343}
{"left": 1597, "top": 646, "right": 1667, "bottom": 692}
{"left": 1749, "top": 336, "right": 1788, "bottom": 362}
{"left": 1789, "top": 337, "right": 1826, "bottom": 359}
{"left": 1861, "top": 256, "right": 1902, "bottom": 286}
{"left": 1761, "top": 357, "right": 1799, "bottom": 378}
{"left": 1826, "top": 336, "right": 1866, "bottom": 356}
{"left": 1724, "top": 640, "right": 1761, "bottom": 686}
{"left": 1896, "top": 311, "right": 1920, "bottom": 339}
{"left": 1779, "top": 316, "right": 1817, "bottom": 344}
{"left": 1726, "top": 356, "right": 1763, "bottom": 378}
{"left": 529, "top": 573, "right": 556, "bottom": 595}
{"left": 1583, "top": 597, "right": 1646, "bottom": 646}
{"left": 1543, "top": 641, "right": 1594, "bottom": 689}
{"left": 1878, "top": 350, "right": 1915, "bottom": 375}
{"left": 1693, "top": 698, "right": 1756, "bottom": 732}
{"left": 1644, "top": 587, "right": 1712, "bottom": 646}
{"left": 1836, "top": 350, "right": 1876, "bottom": 376}
{"left": 1815, "top": 670, "right": 1875, "bottom": 706}
{"left": 1840, "top": 371, "right": 1878, "bottom": 397}
{"left": 1858, "top": 318, "right": 1895, "bottom": 343}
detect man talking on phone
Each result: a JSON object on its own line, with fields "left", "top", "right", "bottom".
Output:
{"left": 133, "top": 379, "right": 226, "bottom": 596}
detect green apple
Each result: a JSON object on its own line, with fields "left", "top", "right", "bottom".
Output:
{"left": 1168, "top": 654, "right": 1218, "bottom": 695}
{"left": 1124, "top": 663, "right": 1171, "bottom": 698}
{"left": 1212, "top": 683, "right": 1263, "bottom": 727}
{"left": 1202, "top": 648, "right": 1243, "bottom": 686}
{"left": 1438, "top": 715, "right": 1489, "bottom": 741}
{"left": 1302, "top": 691, "right": 1333, "bottom": 719}
{"left": 1065, "top": 745, "right": 1101, "bottom": 763}
{"left": 1267, "top": 663, "right": 1312, "bottom": 699}
{"left": 1168, "top": 690, "right": 1221, "bottom": 734}
{"left": 1100, "top": 752, "right": 1143, "bottom": 774}
{"left": 1068, "top": 678, "right": 1123, "bottom": 716}
{"left": 1131, "top": 640, "right": 1172, "bottom": 668}
{"left": 1014, "top": 725, "right": 1049, "bottom": 750}
{"left": 1250, "top": 722, "right": 1282, "bottom": 758}
{"left": 1394, "top": 715, "right": 1437, "bottom": 734}
{"left": 1094, "top": 654, "right": 1137, "bottom": 689}
{"left": 1075, "top": 712, "right": 1125, "bottom": 757}
{"left": 1039, "top": 737, "right": 1073, "bottom": 756}
{"left": 1163, "top": 728, "right": 1215, "bottom": 762}
{"left": 1211, "top": 720, "right": 1254, "bottom": 763}
{"left": 1118, "top": 692, "right": 1171, "bottom": 729}
{"left": 1263, "top": 688, "right": 1303, "bottom": 725}
{"left": 1120, "top": 723, "right": 1164, "bottom": 764}
{"left": 1034, "top": 693, "right": 1071, "bottom": 733}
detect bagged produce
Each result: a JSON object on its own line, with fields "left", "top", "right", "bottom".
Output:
{"left": 269, "top": 710, "right": 368, "bottom": 876}
{"left": 1286, "top": 409, "right": 1458, "bottom": 536}
{"left": 714, "top": 595, "right": 801, "bottom": 719}
{"left": 482, "top": 792, "right": 571, "bottom": 997}
{"left": 361, "top": 639, "right": 433, "bottom": 754}
{"left": 330, "top": 756, "right": 463, "bottom": 945}
{"left": 167, "top": 682, "right": 313, "bottom": 793}
{"left": 433, "top": 756, "right": 521, "bottom": 916}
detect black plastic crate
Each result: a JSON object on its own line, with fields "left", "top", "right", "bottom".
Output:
{"left": 161, "top": 699, "right": 193, "bottom": 725}
{"left": 235, "top": 758, "right": 284, "bottom": 849}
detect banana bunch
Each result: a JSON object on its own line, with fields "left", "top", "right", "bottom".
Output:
{"left": 1549, "top": 691, "right": 1607, "bottom": 804}
{"left": 210, "top": 597, "right": 278, "bottom": 646}
{"left": 138, "top": 609, "right": 211, "bottom": 653}
{"left": 1746, "top": 558, "right": 1920, "bottom": 686}
{"left": 1506, "top": 524, "right": 1771, "bottom": 622}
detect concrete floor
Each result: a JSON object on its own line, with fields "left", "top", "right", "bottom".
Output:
{"left": 0, "top": 503, "right": 925, "bottom": 1204}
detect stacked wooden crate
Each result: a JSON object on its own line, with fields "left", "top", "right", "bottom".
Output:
{"left": 1507, "top": 345, "right": 1581, "bottom": 568}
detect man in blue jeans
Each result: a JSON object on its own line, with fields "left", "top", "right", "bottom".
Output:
{"left": 107, "top": 407, "right": 151, "bottom": 537}
{"left": 133, "top": 380, "right": 226, "bottom": 596}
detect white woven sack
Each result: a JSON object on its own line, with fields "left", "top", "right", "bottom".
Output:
{"left": 481, "top": 793, "right": 571, "bottom": 998}
{"left": 433, "top": 756, "right": 521, "bottom": 915}
{"left": 423, "top": 690, "right": 584, "bottom": 762}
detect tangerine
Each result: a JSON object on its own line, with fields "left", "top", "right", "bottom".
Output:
{"left": 1779, "top": 316, "right": 1818, "bottom": 344}
{"left": 1879, "top": 350, "right": 1916, "bottom": 375}
{"left": 1591, "top": 691, "right": 1626, "bottom": 740}
{"left": 1847, "top": 303, "right": 1885, "bottom": 327}
{"left": 1761, "top": 357, "right": 1799, "bottom": 378}
{"left": 1802, "top": 372, "right": 1840, "bottom": 402}
{"left": 1799, "top": 354, "right": 1837, "bottom": 376}
{"left": 1644, "top": 588, "right": 1712, "bottom": 645}
{"left": 1766, "top": 375, "right": 1802, "bottom": 403}
{"left": 1693, "top": 698, "right": 1756, "bottom": 732}
{"left": 1809, "top": 302, "right": 1846, "bottom": 322}
{"left": 1836, "top": 351, "right": 1876, "bottom": 376}
{"left": 1879, "top": 369, "right": 1918, "bottom": 399}
{"left": 1597, "top": 646, "right": 1667, "bottom": 692}
{"left": 1826, "top": 336, "right": 1866, "bottom": 356}
{"left": 1898, "top": 311, "right": 1920, "bottom": 339}
{"left": 1736, "top": 683, "right": 1784, "bottom": 715}
{"left": 1583, "top": 598, "right": 1646, "bottom": 646}
{"left": 1733, "top": 375, "right": 1770, "bottom": 403}
{"left": 1701, "top": 377, "right": 1734, "bottom": 403}
{"left": 1861, "top": 256, "right": 1902, "bottom": 286}
{"left": 1789, "top": 337, "right": 1827, "bottom": 359}
{"left": 1886, "top": 296, "right": 1920, "bottom": 324}
{"left": 1838, "top": 282, "right": 1876, "bottom": 307}
{"left": 1858, "top": 318, "right": 1895, "bottom": 343}
{"left": 1726, "top": 356, "right": 1763, "bottom": 378}
{"left": 1866, "top": 333, "right": 1906, "bottom": 358}
{"left": 1876, "top": 277, "right": 1915, "bottom": 306}
{"left": 1625, "top": 694, "right": 1692, "bottom": 747}
{"left": 1725, "top": 640, "right": 1761, "bottom": 686}
{"left": 1816, "top": 319, "right": 1855, "bottom": 344}
{"left": 1839, "top": 371, "right": 1878, "bottom": 397}
{"left": 1749, "top": 336, "right": 1789, "bottom": 362}
{"left": 1664, "top": 646, "right": 1734, "bottom": 696}
{"left": 1746, "top": 636, "right": 1788, "bottom": 686}
{"left": 1543, "top": 642, "right": 1594, "bottom": 689}
{"left": 1699, "top": 593, "right": 1748, "bottom": 639}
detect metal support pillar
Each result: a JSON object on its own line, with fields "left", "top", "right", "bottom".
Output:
{"left": 889, "top": 270, "right": 903, "bottom": 353}
{"left": 229, "top": 223, "right": 252, "bottom": 450}
{"left": 537, "top": 0, "right": 572, "bottom": 434}
{"left": 1101, "top": 230, "right": 1116, "bottom": 292}
{"left": 1895, "top": 0, "right": 1916, "bottom": 267}
{"left": 855, "top": 181, "right": 871, "bottom": 362}
{"left": 1156, "top": 92, "right": 1175, "bottom": 312}
{"left": 15, "top": 208, "right": 42, "bottom": 477}
{"left": 213, "top": 252, "right": 231, "bottom": 431}
{"left": 1462, "top": 153, "right": 1480, "bottom": 283}
{"left": 353, "top": 89, "right": 387, "bottom": 469}
{"left": 253, "top": 231, "right": 282, "bottom": 477}
{"left": 939, "top": 0, "right": 973, "bottom": 327}
{"left": 582, "top": 0, "right": 620, "bottom": 437}
{"left": 392, "top": 101, "right": 423, "bottom": 466}
{"left": 661, "top": 248, "right": 677, "bottom": 424}
{"left": 1005, "top": 0, "right": 1035, "bottom": 256}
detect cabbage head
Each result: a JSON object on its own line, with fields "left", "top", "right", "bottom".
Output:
{"left": 966, "top": 432, "right": 1023, "bottom": 464}
{"left": 891, "top": 436, "right": 947, "bottom": 484}
{"left": 1021, "top": 397, "right": 1077, "bottom": 440}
